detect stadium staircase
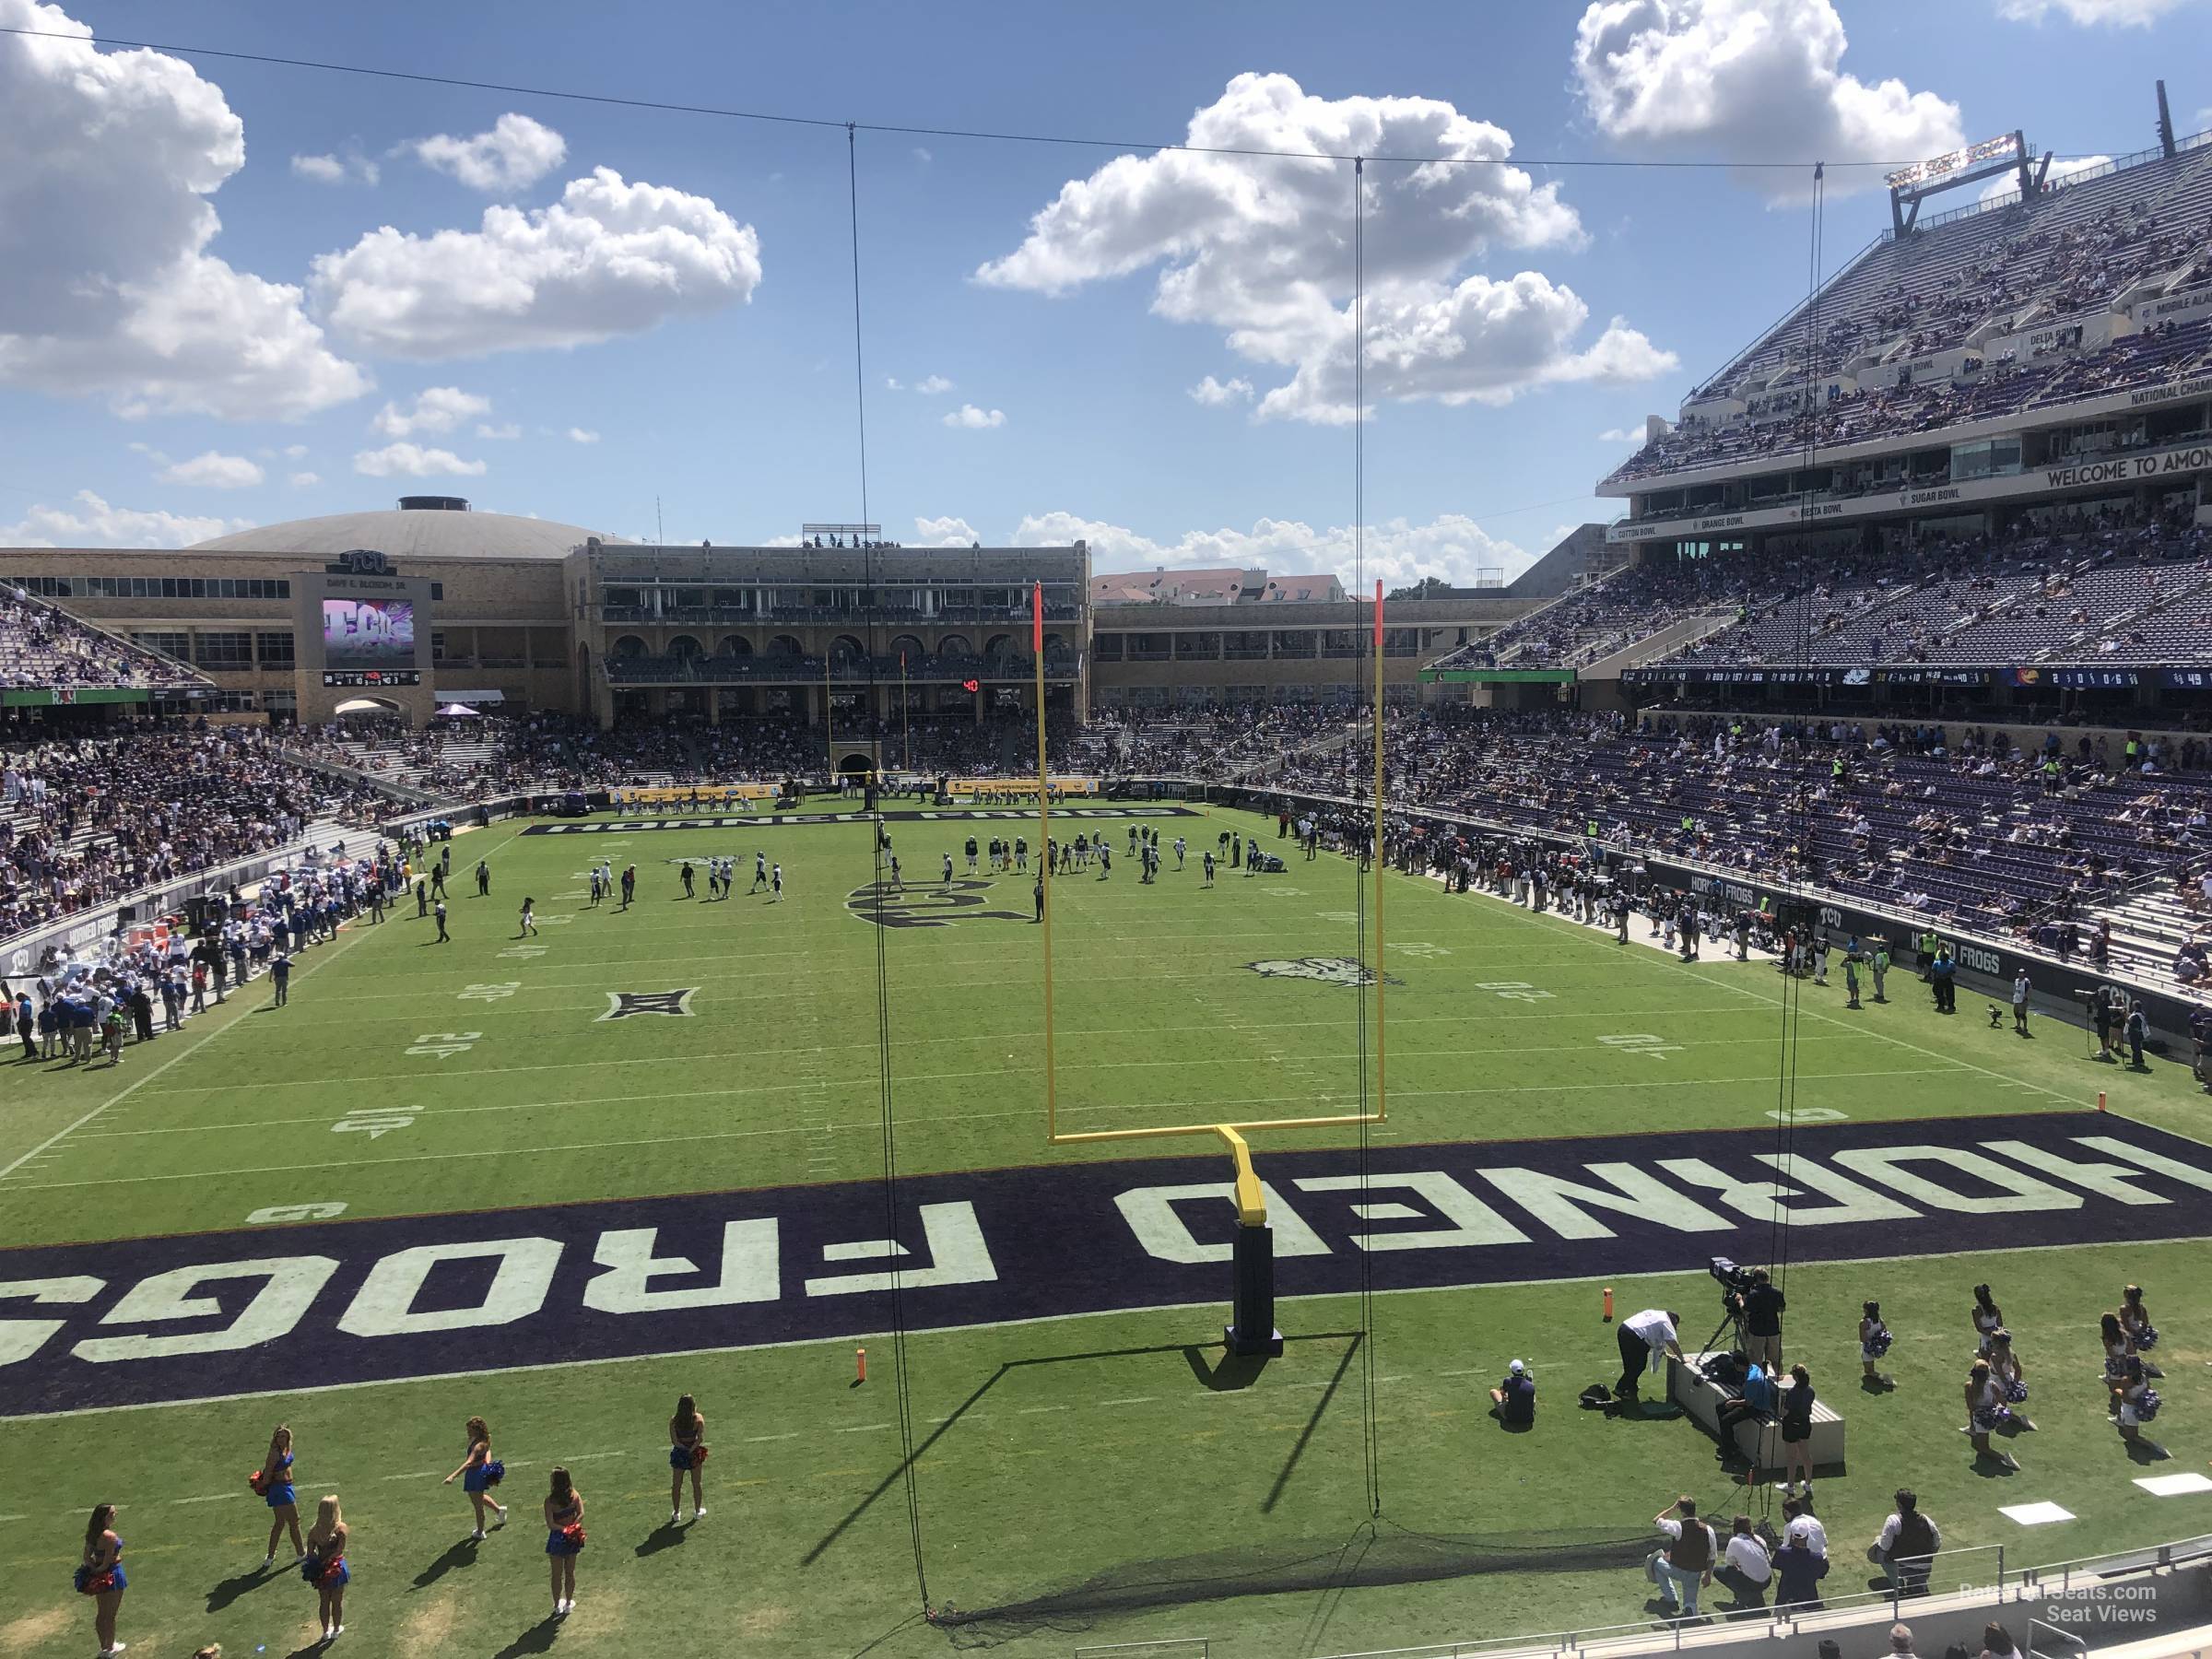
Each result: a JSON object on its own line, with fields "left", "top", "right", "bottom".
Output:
{"left": 2088, "top": 881, "right": 2206, "bottom": 982}
{"left": 1577, "top": 605, "right": 1738, "bottom": 677}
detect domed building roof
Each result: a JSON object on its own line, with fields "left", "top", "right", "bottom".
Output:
{"left": 188, "top": 498, "right": 628, "bottom": 561}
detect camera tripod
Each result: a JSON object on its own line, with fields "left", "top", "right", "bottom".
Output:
{"left": 1701, "top": 1300, "right": 1750, "bottom": 1361}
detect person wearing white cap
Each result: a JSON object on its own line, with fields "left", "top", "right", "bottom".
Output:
{"left": 1489, "top": 1359, "right": 1535, "bottom": 1427}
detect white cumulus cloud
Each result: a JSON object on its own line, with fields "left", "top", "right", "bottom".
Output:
{"left": 411, "top": 112, "right": 568, "bottom": 194}
{"left": 0, "top": 0, "right": 370, "bottom": 419}
{"left": 914, "top": 373, "right": 954, "bottom": 394}
{"left": 567, "top": 426, "right": 600, "bottom": 443}
{"left": 1014, "top": 509, "right": 1533, "bottom": 588}
{"left": 157, "top": 449, "right": 264, "bottom": 488}
{"left": 943, "top": 403, "right": 1006, "bottom": 429}
{"left": 978, "top": 73, "right": 1668, "bottom": 423}
{"left": 372, "top": 385, "right": 492, "bottom": 437}
{"left": 477, "top": 421, "right": 521, "bottom": 440}
{"left": 1571, "top": 0, "right": 1964, "bottom": 201}
{"left": 288, "top": 471, "right": 320, "bottom": 487}
{"left": 1, "top": 488, "right": 246, "bottom": 547}
{"left": 291, "top": 149, "right": 377, "bottom": 186}
{"left": 1189, "top": 374, "right": 1254, "bottom": 406}
{"left": 914, "top": 514, "right": 980, "bottom": 545}
{"left": 353, "top": 441, "right": 487, "bottom": 477}
{"left": 310, "top": 166, "right": 763, "bottom": 360}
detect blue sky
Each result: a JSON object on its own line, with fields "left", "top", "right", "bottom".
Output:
{"left": 0, "top": 0, "right": 2204, "bottom": 582}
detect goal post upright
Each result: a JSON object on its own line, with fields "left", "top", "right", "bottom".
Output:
{"left": 1033, "top": 582, "right": 1056, "bottom": 1144}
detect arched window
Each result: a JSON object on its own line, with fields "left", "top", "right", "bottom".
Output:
{"left": 768, "top": 634, "right": 804, "bottom": 657}
{"left": 667, "top": 635, "right": 703, "bottom": 660}
{"left": 610, "top": 634, "right": 647, "bottom": 658}
{"left": 936, "top": 633, "right": 973, "bottom": 660}
{"left": 716, "top": 634, "right": 754, "bottom": 657}
{"left": 830, "top": 634, "right": 866, "bottom": 663}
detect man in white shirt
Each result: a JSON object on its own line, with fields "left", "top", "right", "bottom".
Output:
{"left": 1617, "top": 1307, "right": 1685, "bottom": 1404}
{"left": 1871, "top": 1489, "right": 1941, "bottom": 1595}
{"left": 1781, "top": 1494, "right": 1827, "bottom": 1559}
{"left": 1713, "top": 1513, "right": 1772, "bottom": 1607}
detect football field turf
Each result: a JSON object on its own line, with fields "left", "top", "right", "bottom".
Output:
{"left": 7, "top": 803, "right": 2212, "bottom": 1658}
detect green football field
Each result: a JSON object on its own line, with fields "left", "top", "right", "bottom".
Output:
{"left": 6, "top": 803, "right": 2212, "bottom": 1659}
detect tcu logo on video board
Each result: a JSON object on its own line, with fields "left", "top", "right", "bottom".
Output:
{"left": 335, "top": 548, "right": 391, "bottom": 576}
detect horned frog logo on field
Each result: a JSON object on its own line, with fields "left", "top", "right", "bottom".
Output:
{"left": 1244, "top": 957, "right": 1402, "bottom": 987}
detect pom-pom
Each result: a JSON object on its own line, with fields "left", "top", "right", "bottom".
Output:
{"left": 483, "top": 1459, "right": 505, "bottom": 1487}
{"left": 690, "top": 1443, "right": 709, "bottom": 1469}
{"left": 560, "top": 1523, "right": 586, "bottom": 1552}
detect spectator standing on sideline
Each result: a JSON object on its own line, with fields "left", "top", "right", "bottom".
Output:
{"left": 1872, "top": 938, "right": 1889, "bottom": 1002}
{"left": 2126, "top": 999, "right": 2150, "bottom": 1069}
{"left": 1930, "top": 947, "right": 1957, "bottom": 1014}
{"left": 2012, "top": 970, "right": 2031, "bottom": 1035}
{"left": 434, "top": 899, "right": 450, "bottom": 943}
{"left": 1871, "top": 1490, "right": 1940, "bottom": 1595}
{"left": 270, "top": 951, "right": 290, "bottom": 1007}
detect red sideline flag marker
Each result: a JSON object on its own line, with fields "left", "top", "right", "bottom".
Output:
{"left": 1032, "top": 582, "right": 1044, "bottom": 653}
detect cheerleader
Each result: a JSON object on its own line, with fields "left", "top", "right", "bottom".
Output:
{"left": 1970, "top": 1283, "right": 2005, "bottom": 1358}
{"left": 2114, "top": 1355, "right": 2166, "bottom": 1456}
{"left": 441, "top": 1416, "right": 508, "bottom": 1539}
{"left": 668, "top": 1394, "right": 708, "bottom": 1524}
{"left": 543, "top": 1466, "right": 584, "bottom": 1618}
{"left": 255, "top": 1423, "right": 305, "bottom": 1567}
{"left": 76, "top": 1501, "right": 127, "bottom": 1657}
{"left": 1778, "top": 1364, "right": 1817, "bottom": 1498}
{"left": 1859, "top": 1300, "right": 1894, "bottom": 1388}
{"left": 1965, "top": 1359, "right": 2020, "bottom": 1470}
{"left": 2120, "top": 1286, "right": 2164, "bottom": 1377}
{"left": 300, "top": 1494, "right": 349, "bottom": 1641}
{"left": 1986, "top": 1331, "right": 2037, "bottom": 1431}
{"left": 2100, "top": 1313, "right": 2132, "bottom": 1412}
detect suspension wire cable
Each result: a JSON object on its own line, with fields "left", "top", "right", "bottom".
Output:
{"left": 849, "top": 123, "right": 930, "bottom": 1614}
{"left": 1757, "top": 159, "right": 1825, "bottom": 1525}
{"left": 1351, "top": 153, "right": 1383, "bottom": 1522}
{"left": 0, "top": 24, "right": 1983, "bottom": 172}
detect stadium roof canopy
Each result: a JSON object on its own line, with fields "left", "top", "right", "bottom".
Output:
{"left": 189, "top": 498, "right": 629, "bottom": 561}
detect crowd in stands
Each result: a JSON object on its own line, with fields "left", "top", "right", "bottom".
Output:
{"left": 1250, "top": 706, "right": 2212, "bottom": 954}
{"left": 1605, "top": 140, "right": 2212, "bottom": 487}
{"left": 1436, "top": 516, "right": 2212, "bottom": 675}
{"left": 0, "top": 726, "right": 385, "bottom": 942}
{"left": 0, "top": 590, "right": 205, "bottom": 690}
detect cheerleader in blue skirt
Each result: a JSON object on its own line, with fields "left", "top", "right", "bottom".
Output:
{"left": 254, "top": 1424, "right": 305, "bottom": 1567}
{"left": 300, "top": 1494, "right": 348, "bottom": 1641}
{"left": 76, "top": 1502, "right": 127, "bottom": 1657}
{"left": 544, "top": 1467, "right": 584, "bottom": 1618}
{"left": 668, "top": 1394, "right": 708, "bottom": 1524}
{"left": 441, "top": 1416, "right": 508, "bottom": 1540}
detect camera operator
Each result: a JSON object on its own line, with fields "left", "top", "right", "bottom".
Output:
{"left": 1736, "top": 1267, "right": 1785, "bottom": 1371}
{"left": 1617, "top": 1307, "right": 1685, "bottom": 1405}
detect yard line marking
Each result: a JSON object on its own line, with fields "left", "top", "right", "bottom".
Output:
{"left": 379, "top": 1470, "right": 445, "bottom": 1481}
{"left": 1100, "top": 1397, "right": 1158, "bottom": 1407}
{"left": 743, "top": 1432, "right": 800, "bottom": 1444}
{"left": 834, "top": 1422, "right": 893, "bottom": 1434}
{"left": 0, "top": 911, "right": 381, "bottom": 1182}
{"left": 172, "top": 1494, "right": 235, "bottom": 1505}
{"left": 2, "top": 1066, "right": 1969, "bottom": 1194}
{"left": 1017, "top": 1405, "right": 1071, "bottom": 1415}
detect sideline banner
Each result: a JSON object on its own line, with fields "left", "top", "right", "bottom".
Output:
{"left": 609, "top": 784, "right": 781, "bottom": 810}
{"left": 947, "top": 776, "right": 1099, "bottom": 799}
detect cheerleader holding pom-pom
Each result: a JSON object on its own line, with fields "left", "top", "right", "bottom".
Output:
{"left": 2115, "top": 1355, "right": 2167, "bottom": 1458}
{"left": 1966, "top": 1359, "right": 2020, "bottom": 1471}
{"left": 1986, "top": 1330, "right": 2036, "bottom": 1430}
{"left": 2101, "top": 1313, "right": 2132, "bottom": 1412}
{"left": 441, "top": 1416, "right": 508, "bottom": 1540}
{"left": 300, "top": 1494, "right": 349, "bottom": 1641}
{"left": 2121, "top": 1285, "right": 2164, "bottom": 1376}
{"left": 76, "top": 1501, "right": 128, "bottom": 1658}
{"left": 253, "top": 1423, "right": 305, "bottom": 1567}
{"left": 668, "top": 1393, "right": 708, "bottom": 1524}
{"left": 544, "top": 1467, "right": 585, "bottom": 1618}
{"left": 1859, "top": 1300, "right": 1895, "bottom": 1389}
{"left": 1971, "top": 1283, "right": 2006, "bottom": 1358}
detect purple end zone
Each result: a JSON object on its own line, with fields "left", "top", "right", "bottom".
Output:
{"left": 4, "top": 1111, "right": 2209, "bottom": 1416}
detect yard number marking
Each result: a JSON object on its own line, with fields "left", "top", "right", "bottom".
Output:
{"left": 406, "top": 1030, "right": 481, "bottom": 1060}
{"left": 457, "top": 982, "right": 522, "bottom": 1003}
{"left": 1476, "top": 981, "right": 1555, "bottom": 1003}
{"left": 334, "top": 1107, "right": 420, "bottom": 1139}
{"left": 247, "top": 1203, "right": 347, "bottom": 1224}
{"left": 1597, "top": 1033, "right": 1683, "bottom": 1060}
